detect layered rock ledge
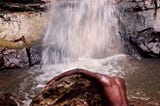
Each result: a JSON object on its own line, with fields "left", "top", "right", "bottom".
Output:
{"left": 0, "top": 1, "right": 50, "bottom": 69}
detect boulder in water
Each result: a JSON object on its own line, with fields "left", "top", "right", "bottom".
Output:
{"left": 31, "top": 69, "right": 129, "bottom": 106}
{"left": 130, "top": 27, "right": 160, "bottom": 58}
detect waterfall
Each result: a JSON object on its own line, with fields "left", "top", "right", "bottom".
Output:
{"left": 42, "top": 0, "right": 122, "bottom": 65}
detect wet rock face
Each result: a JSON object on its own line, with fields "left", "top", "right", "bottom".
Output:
{"left": 130, "top": 28, "right": 160, "bottom": 57}
{"left": 0, "top": 2, "right": 46, "bottom": 69}
{"left": 0, "top": 1, "right": 47, "bottom": 69}
{"left": 31, "top": 74, "right": 106, "bottom": 106}
{"left": 29, "top": 44, "right": 42, "bottom": 66}
{"left": 118, "top": 0, "right": 160, "bottom": 58}
{"left": 0, "top": 12, "right": 47, "bottom": 43}
{"left": 0, "top": 48, "right": 28, "bottom": 69}
{"left": 0, "top": 44, "right": 42, "bottom": 69}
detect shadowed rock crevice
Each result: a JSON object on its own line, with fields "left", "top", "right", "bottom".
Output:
{"left": 118, "top": 0, "right": 160, "bottom": 58}
{"left": 130, "top": 27, "right": 160, "bottom": 57}
{"left": 0, "top": 0, "right": 50, "bottom": 13}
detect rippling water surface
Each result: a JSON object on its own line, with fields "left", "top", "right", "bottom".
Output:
{"left": 0, "top": 0, "right": 160, "bottom": 105}
{"left": 0, "top": 56, "right": 160, "bottom": 105}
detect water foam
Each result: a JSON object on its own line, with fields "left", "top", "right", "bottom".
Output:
{"left": 42, "top": 0, "right": 122, "bottom": 65}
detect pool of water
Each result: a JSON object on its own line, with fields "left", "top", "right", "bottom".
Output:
{"left": 0, "top": 55, "right": 160, "bottom": 105}
{"left": 126, "top": 58, "right": 160, "bottom": 104}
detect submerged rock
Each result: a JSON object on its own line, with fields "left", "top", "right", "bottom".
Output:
{"left": 130, "top": 28, "right": 160, "bottom": 58}
{"left": 31, "top": 69, "right": 129, "bottom": 106}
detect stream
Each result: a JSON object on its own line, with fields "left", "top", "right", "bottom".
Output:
{"left": 0, "top": 56, "right": 160, "bottom": 105}
{"left": 0, "top": 0, "right": 160, "bottom": 105}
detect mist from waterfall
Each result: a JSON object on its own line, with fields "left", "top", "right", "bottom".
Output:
{"left": 42, "top": 0, "right": 122, "bottom": 65}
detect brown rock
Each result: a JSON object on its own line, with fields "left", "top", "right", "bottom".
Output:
{"left": 31, "top": 74, "right": 105, "bottom": 106}
{"left": 31, "top": 69, "right": 129, "bottom": 106}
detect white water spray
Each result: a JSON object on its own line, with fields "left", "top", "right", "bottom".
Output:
{"left": 42, "top": 0, "right": 122, "bottom": 65}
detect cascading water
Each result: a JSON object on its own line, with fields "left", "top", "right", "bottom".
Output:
{"left": 36, "top": 1, "right": 160, "bottom": 105}
{"left": 42, "top": 0, "right": 123, "bottom": 65}
{"left": 0, "top": 1, "right": 160, "bottom": 105}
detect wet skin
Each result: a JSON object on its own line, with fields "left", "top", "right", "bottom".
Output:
{"left": 45, "top": 69, "right": 129, "bottom": 106}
